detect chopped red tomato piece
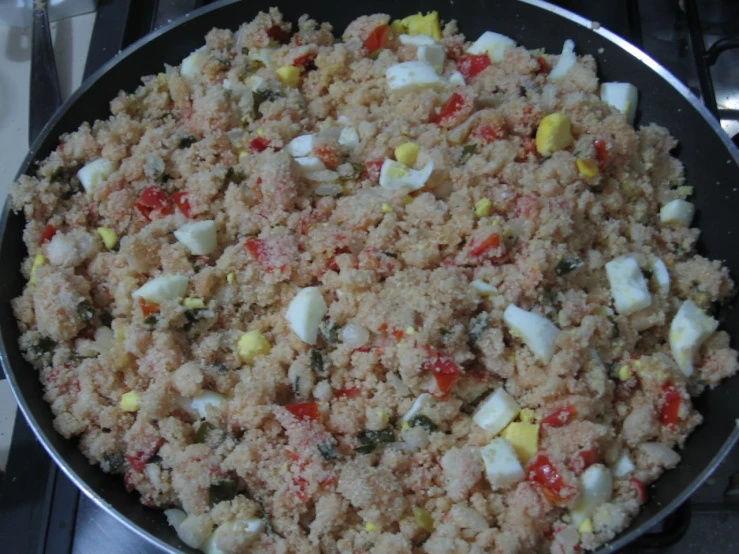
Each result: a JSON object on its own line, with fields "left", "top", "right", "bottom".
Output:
{"left": 314, "top": 145, "right": 341, "bottom": 169}
{"left": 266, "top": 24, "right": 290, "bottom": 44}
{"left": 537, "top": 56, "right": 551, "bottom": 74}
{"left": 41, "top": 224, "right": 57, "bottom": 244}
{"left": 516, "top": 136, "right": 538, "bottom": 162}
{"left": 363, "top": 24, "right": 390, "bottom": 54}
{"left": 514, "top": 194, "right": 539, "bottom": 219}
{"left": 365, "top": 160, "right": 384, "bottom": 181}
{"left": 630, "top": 477, "right": 647, "bottom": 503}
{"left": 528, "top": 454, "right": 576, "bottom": 506}
{"left": 293, "top": 52, "right": 317, "bottom": 68}
{"left": 391, "top": 328, "right": 406, "bottom": 341}
{"left": 424, "top": 354, "right": 462, "bottom": 395}
{"left": 660, "top": 384, "right": 682, "bottom": 427}
{"left": 250, "top": 137, "right": 272, "bottom": 152}
{"left": 432, "top": 92, "right": 466, "bottom": 125}
{"left": 294, "top": 476, "right": 309, "bottom": 501}
{"left": 541, "top": 406, "right": 576, "bottom": 428}
{"left": 335, "top": 387, "right": 361, "bottom": 399}
{"left": 126, "top": 439, "right": 163, "bottom": 473}
{"left": 469, "top": 233, "right": 501, "bottom": 257}
{"left": 138, "top": 297, "right": 159, "bottom": 317}
{"left": 135, "top": 186, "right": 173, "bottom": 219}
{"left": 172, "top": 191, "right": 192, "bottom": 218}
{"left": 474, "top": 124, "right": 506, "bottom": 144}
{"left": 569, "top": 448, "right": 599, "bottom": 475}
{"left": 286, "top": 402, "right": 321, "bottom": 421}
{"left": 593, "top": 139, "right": 608, "bottom": 170}
{"left": 456, "top": 54, "right": 492, "bottom": 80}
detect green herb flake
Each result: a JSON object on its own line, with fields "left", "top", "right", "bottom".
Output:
{"left": 224, "top": 166, "right": 245, "bottom": 185}
{"left": 317, "top": 442, "right": 338, "bottom": 461}
{"left": 209, "top": 478, "right": 238, "bottom": 506}
{"left": 252, "top": 89, "right": 281, "bottom": 119}
{"left": 183, "top": 308, "right": 205, "bottom": 331}
{"left": 409, "top": 415, "right": 438, "bottom": 433}
{"left": 319, "top": 321, "right": 340, "bottom": 344}
{"left": 469, "top": 312, "right": 490, "bottom": 343}
{"left": 382, "top": 251, "right": 398, "bottom": 258}
{"left": 103, "top": 452, "right": 125, "bottom": 473}
{"left": 310, "top": 349, "right": 326, "bottom": 376}
{"left": 99, "top": 311, "right": 113, "bottom": 327}
{"left": 350, "top": 162, "right": 366, "bottom": 180}
{"left": 144, "top": 314, "right": 158, "bottom": 329}
{"left": 355, "top": 428, "right": 396, "bottom": 454}
{"left": 32, "top": 337, "right": 57, "bottom": 357}
{"left": 178, "top": 135, "right": 197, "bottom": 149}
{"left": 555, "top": 257, "right": 584, "bottom": 276}
{"left": 76, "top": 300, "right": 95, "bottom": 322}
{"left": 195, "top": 421, "right": 217, "bottom": 444}
{"left": 460, "top": 144, "right": 478, "bottom": 164}
{"left": 212, "top": 362, "right": 229, "bottom": 374}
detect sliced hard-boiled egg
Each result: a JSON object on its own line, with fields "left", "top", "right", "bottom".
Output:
{"left": 276, "top": 65, "right": 300, "bottom": 87}
{"left": 650, "top": 258, "right": 671, "bottom": 296}
{"left": 379, "top": 159, "right": 434, "bottom": 191}
{"left": 294, "top": 156, "right": 327, "bottom": 174}
{"left": 401, "top": 393, "right": 433, "bottom": 422}
{"left": 203, "top": 519, "right": 265, "bottom": 554}
{"left": 571, "top": 464, "right": 614, "bottom": 526}
{"left": 77, "top": 159, "right": 115, "bottom": 193}
{"left": 669, "top": 300, "right": 718, "bottom": 377}
{"left": 605, "top": 256, "right": 652, "bottom": 315}
{"left": 500, "top": 421, "right": 539, "bottom": 464}
{"left": 448, "top": 70, "right": 466, "bottom": 87}
{"left": 286, "top": 286, "right": 328, "bottom": 344}
{"left": 338, "top": 126, "right": 360, "bottom": 149}
{"left": 181, "top": 46, "right": 207, "bottom": 79}
{"left": 401, "top": 11, "right": 442, "bottom": 40}
{"left": 189, "top": 390, "right": 226, "bottom": 419}
{"left": 394, "top": 142, "right": 420, "bottom": 166}
{"left": 418, "top": 43, "right": 445, "bottom": 73}
{"left": 467, "top": 31, "right": 516, "bottom": 62}
{"left": 386, "top": 61, "right": 445, "bottom": 93}
{"left": 174, "top": 220, "right": 217, "bottom": 256}
{"left": 503, "top": 304, "right": 561, "bottom": 363}
{"left": 470, "top": 279, "right": 498, "bottom": 296}
{"left": 399, "top": 34, "right": 436, "bottom": 46}
{"left": 237, "top": 330, "right": 272, "bottom": 364}
{"left": 535, "top": 112, "right": 574, "bottom": 156}
{"left": 660, "top": 199, "right": 695, "bottom": 227}
{"left": 132, "top": 274, "right": 188, "bottom": 304}
{"left": 611, "top": 451, "right": 636, "bottom": 477}
{"left": 286, "top": 134, "right": 314, "bottom": 157}
{"left": 548, "top": 39, "right": 576, "bottom": 81}
{"left": 480, "top": 437, "right": 526, "bottom": 490}
{"left": 305, "top": 169, "right": 340, "bottom": 182}
{"left": 600, "top": 82, "right": 639, "bottom": 125}
{"left": 472, "top": 387, "right": 520, "bottom": 436}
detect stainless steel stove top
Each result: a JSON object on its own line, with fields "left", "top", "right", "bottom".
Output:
{"left": 1, "top": 1, "right": 738, "bottom": 553}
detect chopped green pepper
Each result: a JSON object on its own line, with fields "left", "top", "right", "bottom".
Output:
{"left": 77, "top": 300, "right": 95, "bottom": 322}
{"left": 355, "top": 428, "right": 396, "bottom": 454}
{"left": 195, "top": 421, "right": 217, "bottom": 444}
{"left": 555, "top": 257, "right": 584, "bottom": 276}
{"left": 178, "top": 135, "right": 197, "bottom": 149}
{"left": 409, "top": 415, "right": 438, "bottom": 433}
{"left": 317, "top": 442, "right": 338, "bottom": 461}
{"left": 209, "top": 478, "right": 238, "bottom": 506}
{"left": 310, "top": 349, "right": 326, "bottom": 376}
{"left": 460, "top": 144, "right": 478, "bottom": 164}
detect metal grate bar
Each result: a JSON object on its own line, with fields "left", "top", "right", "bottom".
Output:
{"left": 684, "top": 0, "right": 720, "bottom": 118}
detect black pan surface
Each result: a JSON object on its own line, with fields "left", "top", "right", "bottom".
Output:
{"left": 2, "top": 1, "right": 738, "bottom": 552}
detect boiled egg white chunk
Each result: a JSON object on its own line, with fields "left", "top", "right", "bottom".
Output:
{"left": 660, "top": 199, "right": 695, "bottom": 227}
{"left": 611, "top": 451, "right": 636, "bottom": 478}
{"left": 379, "top": 159, "right": 434, "bottom": 191}
{"left": 189, "top": 390, "right": 226, "bottom": 419}
{"left": 473, "top": 387, "right": 520, "bottom": 436}
{"left": 650, "top": 258, "right": 671, "bottom": 296}
{"left": 203, "top": 519, "right": 265, "bottom": 554}
{"left": 386, "top": 61, "right": 445, "bottom": 92}
{"left": 669, "top": 299, "right": 718, "bottom": 377}
{"left": 605, "top": 256, "right": 652, "bottom": 315}
{"left": 286, "top": 286, "right": 328, "bottom": 344}
{"left": 77, "top": 159, "right": 115, "bottom": 193}
{"left": 399, "top": 34, "right": 437, "bottom": 46}
{"left": 448, "top": 70, "right": 466, "bottom": 87}
{"left": 286, "top": 134, "right": 314, "bottom": 157}
{"left": 338, "top": 126, "right": 360, "bottom": 149}
{"left": 181, "top": 46, "right": 207, "bottom": 79}
{"left": 174, "top": 220, "right": 217, "bottom": 255}
{"left": 132, "top": 274, "right": 188, "bottom": 304}
{"left": 571, "top": 464, "right": 614, "bottom": 526}
{"left": 294, "top": 156, "right": 326, "bottom": 174}
{"left": 503, "top": 304, "right": 561, "bottom": 363}
{"left": 600, "top": 82, "right": 639, "bottom": 125}
{"left": 418, "top": 43, "right": 445, "bottom": 73}
{"left": 467, "top": 31, "right": 516, "bottom": 62}
{"left": 470, "top": 279, "right": 498, "bottom": 296}
{"left": 401, "top": 393, "right": 433, "bottom": 422}
{"left": 480, "top": 437, "right": 525, "bottom": 490}
{"left": 548, "top": 39, "right": 576, "bottom": 81}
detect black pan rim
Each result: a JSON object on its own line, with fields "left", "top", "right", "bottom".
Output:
{"left": 1, "top": 1, "right": 738, "bottom": 552}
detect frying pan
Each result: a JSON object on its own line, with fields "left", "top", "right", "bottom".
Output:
{"left": 2, "top": 1, "right": 738, "bottom": 552}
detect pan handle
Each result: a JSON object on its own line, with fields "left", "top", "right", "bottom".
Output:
{"left": 29, "top": 4, "right": 64, "bottom": 147}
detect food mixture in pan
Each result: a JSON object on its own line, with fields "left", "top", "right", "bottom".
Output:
{"left": 10, "top": 8, "right": 739, "bottom": 554}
